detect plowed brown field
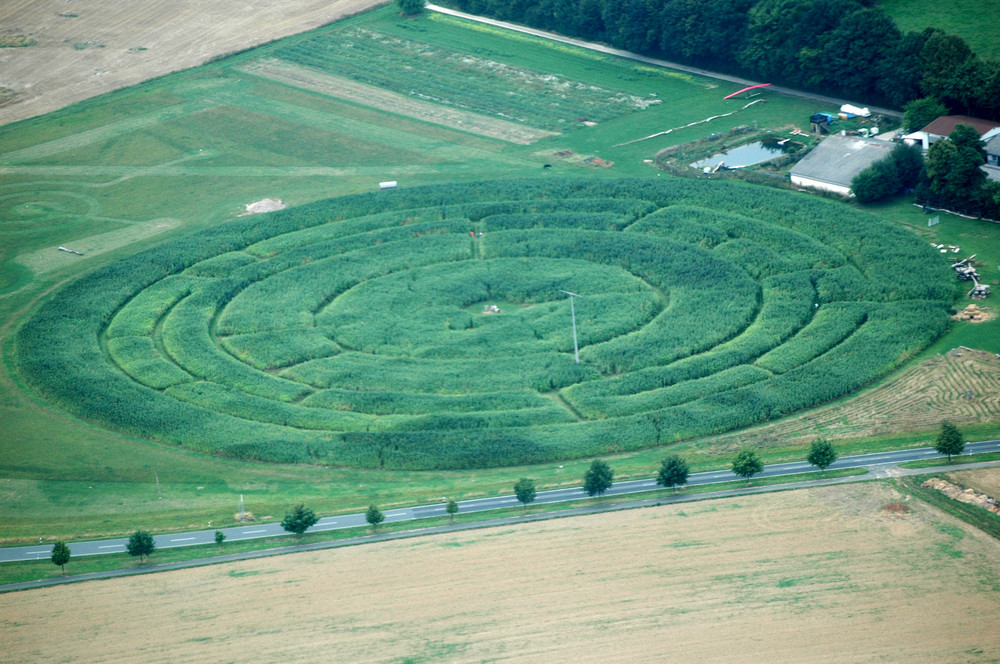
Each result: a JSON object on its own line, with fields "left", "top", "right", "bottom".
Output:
{"left": 3, "top": 482, "right": 999, "bottom": 663}
{"left": 0, "top": 0, "right": 384, "bottom": 126}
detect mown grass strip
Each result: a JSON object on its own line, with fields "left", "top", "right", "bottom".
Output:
{"left": 898, "top": 452, "right": 1000, "bottom": 470}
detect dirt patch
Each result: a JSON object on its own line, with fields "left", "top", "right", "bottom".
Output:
{"left": 239, "top": 58, "right": 557, "bottom": 144}
{"left": 0, "top": 0, "right": 386, "bottom": 127}
{"left": 3, "top": 483, "right": 999, "bottom": 663}
{"left": 882, "top": 501, "right": 911, "bottom": 514}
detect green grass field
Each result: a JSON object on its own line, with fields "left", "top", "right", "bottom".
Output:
{"left": 1, "top": 5, "right": 998, "bottom": 545}
{"left": 880, "top": 0, "right": 1000, "bottom": 61}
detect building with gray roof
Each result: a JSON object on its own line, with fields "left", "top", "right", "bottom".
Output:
{"left": 790, "top": 135, "right": 896, "bottom": 197}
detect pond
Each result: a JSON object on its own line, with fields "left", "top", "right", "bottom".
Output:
{"left": 690, "top": 138, "right": 792, "bottom": 170}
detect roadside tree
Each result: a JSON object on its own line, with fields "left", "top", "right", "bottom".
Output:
{"left": 445, "top": 499, "right": 459, "bottom": 523}
{"left": 281, "top": 503, "right": 318, "bottom": 536}
{"left": 366, "top": 504, "right": 385, "bottom": 531}
{"left": 50, "top": 541, "right": 71, "bottom": 573}
{"left": 583, "top": 459, "right": 614, "bottom": 501}
{"left": 656, "top": 455, "right": 689, "bottom": 491}
{"left": 935, "top": 420, "right": 965, "bottom": 462}
{"left": 514, "top": 478, "right": 537, "bottom": 510}
{"left": 126, "top": 529, "right": 156, "bottom": 563}
{"left": 731, "top": 448, "right": 763, "bottom": 482}
{"left": 214, "top": 530, "right": 226, "bottom": 546}
{"left": 807, "top": 438, "right": 838, "bottom": 473}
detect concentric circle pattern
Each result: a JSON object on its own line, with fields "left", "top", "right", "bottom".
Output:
{"left": 16, "top": 179, "right": 952, "bottom": 469}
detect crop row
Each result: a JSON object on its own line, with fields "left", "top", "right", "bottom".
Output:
{"left": 270, "top": 27, "right": 657, "bottom": 130}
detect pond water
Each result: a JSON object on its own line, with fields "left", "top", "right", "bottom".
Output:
{"left": 690, "top": 139, "right": 789, "bottom": 170}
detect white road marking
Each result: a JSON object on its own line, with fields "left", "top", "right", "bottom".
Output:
{"left": 241, "top": 529, "right": 267, "bottom": 534}
{"left": 169, "top": 537, "right": 196, "bottom": 542}
{"left": 99, "top": 544, "right": 123, "bottom": 549}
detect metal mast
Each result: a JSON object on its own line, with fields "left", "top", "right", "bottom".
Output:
{"left": 559, "top": 290, "right": 581, "bottom": 363}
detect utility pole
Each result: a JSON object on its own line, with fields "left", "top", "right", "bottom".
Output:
{"left": 559, "top": 290, "right": 581, "bottom": 364}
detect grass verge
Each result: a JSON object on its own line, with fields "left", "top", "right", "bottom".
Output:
{"left": 899, "top": 451, "right": 1000, "bottom": 470}
{"left": 896, "top": 474, "right": 1000, "bottom": 540}
{"left": 0, "top": 467, "right": 866, "bottom": 588}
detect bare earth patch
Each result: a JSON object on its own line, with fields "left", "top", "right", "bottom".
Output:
{"left": 239, "top": 58, "right": 557, "bottom": 144}
{"left": 3, "top": 483, "right": 999, "bottom": 663}
{"left": 0, "top": 0, "right": 385, "bottom": 126}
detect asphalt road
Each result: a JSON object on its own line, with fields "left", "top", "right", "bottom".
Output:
{"left": 4, "top": 441, "right": 998, "bottom": 564}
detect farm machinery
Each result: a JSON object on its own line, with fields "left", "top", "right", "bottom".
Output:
{"left": 951, "top": 255, "right": 990, "bottom": 299}
{"left": 952, "top": 255, "right": 979, "bottom": 281}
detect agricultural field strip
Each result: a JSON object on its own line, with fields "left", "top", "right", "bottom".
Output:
{"left": 0, "top": 164, "right": 437, "bottom": 177}
{"left": 268, "top": 25, "right": 661, "bottom": 131}
{"left": 16, "top": 218, "right": 183, "bottom": 275}
{"left": 217, "top": 84, "right": 519, "bottom": 163}
{"left": 1, "top": 100, "right": 214, "bottom": 165}
{"left": 239, "top": 59, "right": 556, "bottom": 145}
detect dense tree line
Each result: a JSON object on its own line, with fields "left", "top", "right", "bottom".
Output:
{"left": 441, "top": 0, "right": 1000, "bottom": 120}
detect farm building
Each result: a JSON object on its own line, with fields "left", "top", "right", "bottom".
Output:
{"left": 902, "top": 115, "right": 1000, "bottom": 151}
{"left": 985, "top": 134, "right": 1000, "bottom": 182}
{"left": 790, "top": 135, "right": 896, "bottom": 197}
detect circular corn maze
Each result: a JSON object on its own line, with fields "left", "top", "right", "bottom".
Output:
{"left": 15, "top": 178, "right": 953, "bottom": 469}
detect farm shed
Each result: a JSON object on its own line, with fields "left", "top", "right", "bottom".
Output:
{"left": 987, "top": 135, "right": 1000, "bottom": 167}
{"left": 903, "top": 115, "right": 1000, "bottom": 151}
{"left": 984, "top": 134, "right": 1000, "bottom": 184}
{"left": 790, "top": 135, "right": 895, "bottom": 197}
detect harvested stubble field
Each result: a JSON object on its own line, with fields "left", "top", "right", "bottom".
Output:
{"left": 0, "top": 0, "right": 384, "bottom": 126}
{"left": 948, "top": 467, "right": 1000, "bottom": 499}
{"left": 676, "top": 347, "right": 1000, "bottom": 459}
{"left": 4, "top": 482, "right": 1000, "bottom": 663}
